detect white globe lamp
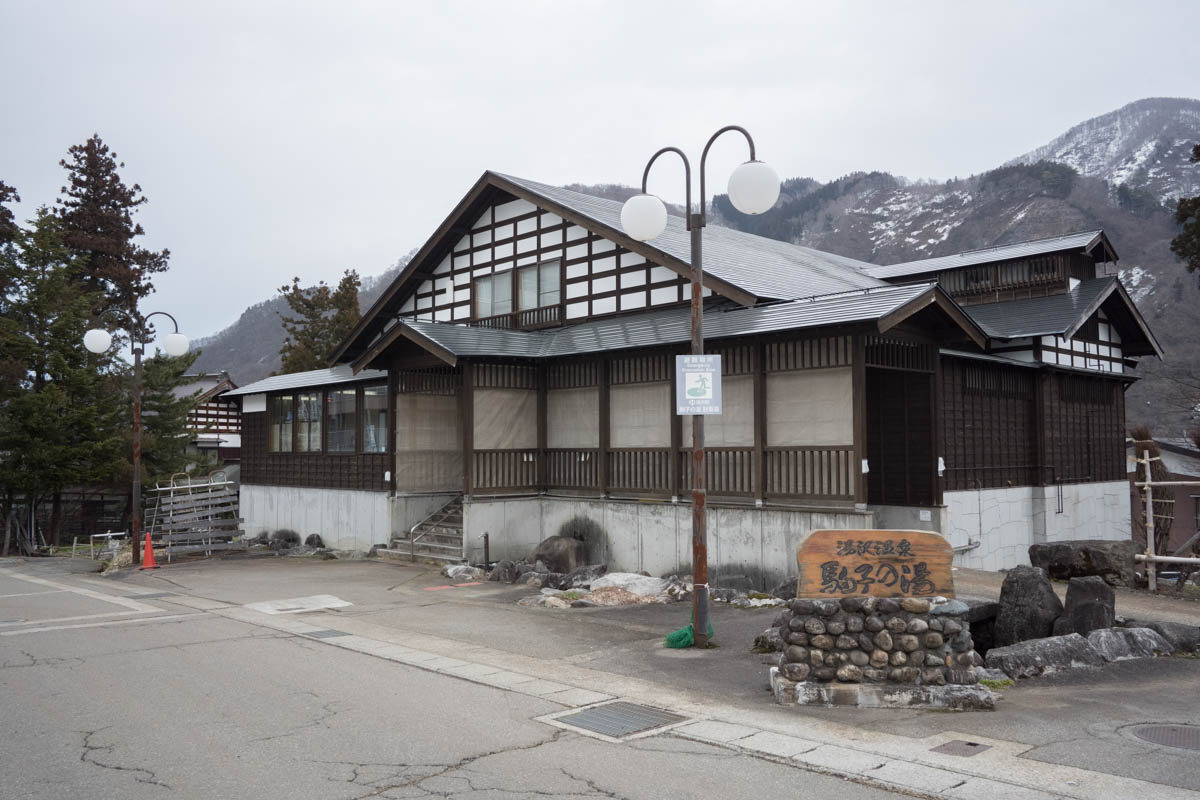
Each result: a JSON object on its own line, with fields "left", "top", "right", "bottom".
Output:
{"left": 727, "top": 160, "right": 780, "bottom": 215}
{"left": 163, "top": 332, "right": 190, "bottom": 357}
{"left": 620, "top": 193, "right": 668, "bottom": 242}
{"left": 83, "top": 328, "right": 112, "bottom": 354}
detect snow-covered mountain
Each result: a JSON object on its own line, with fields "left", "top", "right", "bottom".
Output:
{"left": 1008, "top": 97, "right": 1200, "bottom": 205}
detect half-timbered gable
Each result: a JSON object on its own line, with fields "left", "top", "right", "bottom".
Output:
{"left": 232, "top": 172, "right": 1161, "bottom": 582}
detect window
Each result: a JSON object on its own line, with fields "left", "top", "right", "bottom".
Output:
{"left": 362, "top": 385, "right": 388, "bottom": 453}
{"left": 296, "top": 391, "right": 322, "bottom": 452}
{"left": 518, "top": 261, "right": 560, "bottom": 310}
{"left": 269, "top": 394, "right": 294, "bottom": 452}
{"left": 326, "top": 388, "right": 357, "bottom": 452}
{"left": 474, "top": 273, "right": 512, "bottom": 318}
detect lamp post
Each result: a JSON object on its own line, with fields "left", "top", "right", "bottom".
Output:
{"left": 620, "top": 126, "right": 780, "bottom": 647}
{"left": 85, "top": 312, "right": 190, "bottom": 566}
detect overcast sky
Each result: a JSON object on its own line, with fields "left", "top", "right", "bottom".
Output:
{"left": 2, "top": 0, "right": 1198, "bottom": 342}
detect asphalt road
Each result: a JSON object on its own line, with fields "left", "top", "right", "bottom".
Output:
{"left": 0, "top": 558, "right": 908, "bottom": 800}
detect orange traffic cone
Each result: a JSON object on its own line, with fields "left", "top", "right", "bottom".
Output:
{"left": 139, "top": 531, "right": 160, "bottom": 570}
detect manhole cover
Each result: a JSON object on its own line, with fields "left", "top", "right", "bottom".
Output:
{"left": 930, "top": 740, "right": 991, "bottom": 757}
{"left": 556, "top": 702, "right": 685, "bottom": 739}
{"left": 1131, "top": 725, "right": 1200, "bottom": 751}
{"left": 304, "top": 629, "right": 351, "bottom": 639}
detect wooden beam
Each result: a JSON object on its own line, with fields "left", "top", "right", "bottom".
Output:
{"left": 852, "top": 333, "right": 867, "bottom": 505}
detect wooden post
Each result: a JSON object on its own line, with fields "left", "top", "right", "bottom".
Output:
{"left": 598, "top": 357, "right": 609, "bottom": 497}
{"left": 1144, "top": 449, "right": 1156, "bottom": 593}
{"left": 753, "top": 341, "right": 766, "bottom": 505}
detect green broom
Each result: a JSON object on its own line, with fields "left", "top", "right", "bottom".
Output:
{"left": 664, "top": 616, "right": 715, "bottom": 648}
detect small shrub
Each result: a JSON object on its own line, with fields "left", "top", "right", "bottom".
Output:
{"left": 979, "top": 678, "right": 1014, "bottom": 690}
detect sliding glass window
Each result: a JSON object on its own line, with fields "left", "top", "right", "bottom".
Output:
{"left": 362, "top": 385, "right": 388, "bottom": 453}
{"left": 326, "top": 388, "right": 357, "bottom": 452}
{"left": 296, "top": 391, "right": 323, "bottom": 452}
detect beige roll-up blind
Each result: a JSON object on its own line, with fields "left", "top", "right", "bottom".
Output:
{"left": 395, "top": 392, "right": 462, "bottom": 492}
{"left": 766, "top": 367, "right": 853, "bottom": 446}
{"left": 473, "top": 388, "right": 537, "bottom": 450}
{"left": 547, "top": 387, "right": 598, "bottom": 448}
{"left": 610, "top": 382, "right": 670, "bottom": 448}
{"left": 683, "top": 374, "right": 753, "bottom": 447}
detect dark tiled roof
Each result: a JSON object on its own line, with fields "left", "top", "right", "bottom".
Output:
{"left": 865, "top": 231, "right": 1109, "bottom": 281}
{"left": 963, "top": 278, "right": 1115, "bottom": 339}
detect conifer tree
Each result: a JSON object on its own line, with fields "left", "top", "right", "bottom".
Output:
{"left": 277, "top": 269, "right": 361, "bottom": 374}
{"left": 1171, "top": 144, "right": 1200, "bottom": 280}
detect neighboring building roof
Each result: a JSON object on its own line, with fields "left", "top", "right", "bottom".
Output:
{"left": 366, "top": 283, "right": 986, "bottom": 367}
{"left": 864, "top": 230, "right": 1115, "bottom": 281}
{"left": 172, "top": 372, "right": 237, "bottom": 402}
{"left": 225, "top": 365, "right": 387, "bottom": 397}
{"left": 962, "top": 277, "right": 1163, "bottom": 357}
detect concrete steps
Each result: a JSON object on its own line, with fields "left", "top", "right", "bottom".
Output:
{"left": 389, "top": 496, "right": 464, "bottom": 564}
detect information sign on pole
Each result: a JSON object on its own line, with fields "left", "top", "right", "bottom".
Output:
{"left": 675, "top": 354, "right": 722, "bottom": 415}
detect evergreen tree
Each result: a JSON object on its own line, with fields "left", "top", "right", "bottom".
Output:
{"left": 55, "top": 134, "right": 169, "bottom": 332}
{"left": 0, "top": 181, "right": 24, "bottom": 401}
{"left": 277, "top": 269, "right": 361, "bottom": 374}
{"left": 136, "top": 348, "right": 209, "bottom": 482}
{"left": 1170, "top": 144, "right": 1200, "bottom": 280}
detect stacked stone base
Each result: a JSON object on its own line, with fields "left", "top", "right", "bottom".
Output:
{"left": 770, "top": 668, "right": 996, "bottom": 710}
{"left": 774, "top": 596, "right": 983, "bottom": 688}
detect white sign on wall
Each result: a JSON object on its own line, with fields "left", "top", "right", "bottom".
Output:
{"left": 675, "top": 354, "right": 722, "bottom": 415}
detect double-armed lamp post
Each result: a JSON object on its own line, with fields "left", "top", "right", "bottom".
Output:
{"left": 619, "top": 126, "right": 780, "bottom": 647}
{"left": 85, "top": 312, "right": 189, "bottom": 567}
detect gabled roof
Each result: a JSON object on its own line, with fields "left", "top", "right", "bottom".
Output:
{"left": 172, "top": 372, "right": 237, "bottom": 402}
{"left": 864, "top": 230, "right": 1117, "bottom": 281}
{"left": 357, "top": 283, "right": 987, "bottom": 368}
{"left": 332, "top": 171, "right": 885, "bottom": 365}
{"left": 225, "top": 365, "right": 386, "bottom": 398}
{"left": 963, "top": 277, "right": 1163, "bottom": 357}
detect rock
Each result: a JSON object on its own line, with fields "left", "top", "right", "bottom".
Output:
{"left": 924, "top": 653, "right": 942, "bottom": 667}
{"left": 873, "top": 630, "right": 894, "bottom": 651}
{"left": 542, "top": 596, "right": 571, "bottom": 609}
{"left": 863, "top": 668, "right": 887, "bottom": 682}
{"left": 856, "top": 633, "right": 876, "bottom": 652}
{"left": 531, "top": 535, "right": 588, "bottom": 574}
{"left": 515, "top": 562, "right": 537, "bottom": 578}
{"left": 834, "top": 635, "right": 858, "bottom": 650}
{"left": 985, "top": 633, "right": 1104, "bottom": 679}
{"left": 839, "top": 597, "right": 866, "bottom": 612}
{"left": 975, "top": 667, "right": 1009, "bottom": 683}
{"left": 889, "top": 667, "right": 920, "bottom": 683}
{"left": 808, "top": 649, "right": 825, "bottom": 666}
{"left": 877, "top": 598, "right": 900, "bottom": 613}
{"left": 787, "top": 615, "right": 807, "bottom": 631}
{"left": 784, "top": 645, "right": 810, "bottom": 664}
{"left": 570, "top": 599, "right": 596, "bottom": 608}
{"left": 923, "top": 632, "right": 944, "bottom": 649}
{"left": 921, "top": 667, "right": 947, "bottom": 686}
{"left": 771, "top": 576, "right": 798, "bottom": 601}
{"left": 870, "top": 649, "right": 890, "bottom": 668}
{"left": 849, "top": 650, "right": 870, "bottom": 667}
{"left": 1028, "top": 539, "right": 1139, "bottom": 587}
{"left": 563, "top": 563, "right": 608, "bottom": 589}
{"left": 489, "top": 560, "right": 519, "bottom": 583}
{"left": 906, "top": 618, "right": 929, "bottom": 634}
{"left": 927, "top": 617, "right": 944, "bottom": 632}
{"left": 591, "top": 572, "right": 669, "bottom": 596}
{"left": 810, "top": 634, "right": 835, "bottom": 650}
{"left": 803, "top": 618, "right": 826, "bottom": 635}
{"left": 813, "top": 667, "right": 837, "bottom": 681}
{"left": 304, "top": 533, "right": 325, "bottom": 548}
{"left": 889, "top": 651, "right": 907, "bottom": 666}
{"left": 946, "top": 668, "right": 977, "bottom": 685}
{"left": 779, "top": 662, "right": 810, "bottom": 681}
{"left": 789, "top": 599, "right": 815, "bottom": 615}
{"left": 942, "top": 619, "right": 962, "bottom": 635}
{"left": 994, "top": 566, "right": 1063, "bottom": 647}
{"left": 845, "top": 615, "right": 864, "bottom": 633}
{"left": 585, "top": 586, "right": 641, "bottom": 606}
{"left": 901, "top": 598, "right": 931, "bottom": 614}
{"left": 836, "top": 665, "right": 863, "bottom": 682}
{"left": 1051, "top": 576, "right": 1115, "bottom": 637}
{"left": 516, "top": 594, "right": 544, "bottom": 607}
{"left": 825, "top": 620, "right": 846, "bottom": 636}
{"left": 786, "top": 632, "right": 808, "bottom": 646}
{"left": 772, "top": 609, "right": 792, "bottom": 628}
{"left": 897, "top": 634, "right": 921, "bottom": 652}
{"left": 1086, "top": 627, "right": 1174, "bottom": 661}
{"left": 930, "top": 599, "right": 969, "bottom": 616}
{"left": 950, "top": 629, "right": 973, "bottom": 652}
{"left": 813, "top": 600, "right": 840, "bottom": 617}
{"left": 270, "top": 529, "right": 301, "bottom": 550}
{"left": 1145, "top": 621, "right": 1200, "bottom": 653}
{"left": 443, "top": 564, "right": 486, "bottom": 581}
{"left": 885, "top": 616, "right": 908, "bottom": 634}
{"left": 864, "top": 615, "right": 885, "bottom": 633}
{"left": 521, "top": 572, "right": 547, "bottom": 588}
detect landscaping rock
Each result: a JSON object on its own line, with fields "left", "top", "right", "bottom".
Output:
{"left": 585, "top": 586, "right": 642, "bottom": 606}
{"left": 1086, "top": 627, "right": 1173, "bottom": 661}
{"left": 754, "top": 627, "right": 786, "bottom": 652}
{"left": 304, "top": 534, "right": 324, "bottom": 548}
{"left": 1145, "top": 621, "right": 1200, "bottom": 653}
{"left": 1051, "top": 576, "right": 1115, "bottom": 637}
{"left": 930, "top": 599, "right": 969, "bottom": 616}
{"left": 488, "top": 560, "right": 519, "bottom": 583}
{"left": 994, "top": 566, "right": 1063, "bottom": 647}
{"left": 985, "top": 633, "right": 1105, "bottom": 679}
{"left": 591, "top": 572, "right": 669, "bottom": 596}
{"left": 1028, "top": 539, "right": 1139, "bottom": 587}
{"left": 442, "top": 564, "right": 486, "bottom": 581}
{"left": 770, "top": 575, "right": 798, "bottom": 601}
{"left": 562, "top": 563, "right": 608, "bottom": 589}
{"left": 531, "top": 535, "right": 587, "bottom": 574}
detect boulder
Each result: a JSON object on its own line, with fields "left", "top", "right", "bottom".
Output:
{"left": 1051, "top": 576, "right": 1115, "bottom": 637}
{"left": 442, "top": 564, "right": 486, "bottom": 581}
{"left": 591, "top": 572, "right": 669, "bottom": 596}
{"left": 985, "top": 633, "right": 1105, "bottom": 679}
{"left": 993, "top": 566, "right": 1064, "bottom": 648}
{"left": 562, "top": 563, "right": 608, "bottom": 589}
{"left": 530, "top": 535, "right": 588, "bottom": 574}
{"left": 1086, "top": 627, "right": 1173, "bottom": 662}
{"left": 1145, "top": 621, "right": 1200, "bottom": 653}
{"left": 1028, "top": 539, "right": 1138, "bottom": 587}
{"left": 304, "top": 533, "right": 325, "bottom": 548}
{"left": 488, "top": 560, "right": 519, "bottom": 583}
{"left": 770, "top": 575, "right": 798, "bottom": 601}
{"left": 755, "top": 627, "right": 785, "bottom": 652}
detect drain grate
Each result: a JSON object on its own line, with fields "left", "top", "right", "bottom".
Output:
{"left": 1131, "top": 725, "right": 1200, "bottom": 751}
{"left": 556, "top": 702, "right": 685, "bottom": 739}
{"left": 304, "top": 629, "right": 351, "bottom": 639}
{"left": 930, "top": 740, "right": 991, "bottom": 757}
{"left": 129, "top": 592, "right": 172, "bottom": 599}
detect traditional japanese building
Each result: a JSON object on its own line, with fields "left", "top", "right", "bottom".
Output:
{"left": 225, "top": 174, "right": 1161, "bottom": 583}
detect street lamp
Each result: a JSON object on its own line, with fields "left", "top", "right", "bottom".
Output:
{"left": 621, "top": 126, "right": 779, "bottom": 647}
{"left": 84, "top": 312, "right": 189, "bottom": 567}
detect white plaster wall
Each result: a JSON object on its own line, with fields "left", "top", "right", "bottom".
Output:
{"left": 463, "top": 496, "right": 873, "bottom": 589}
{"left": 241, "top": 484, "right": 390, "bottom": 551}
{"left": 945, "top": 480, "right": 1131, "bottom": 571}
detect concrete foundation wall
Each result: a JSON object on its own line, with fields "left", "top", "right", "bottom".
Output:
{"left": 463, "top": 496, "right": 873, "bottom": 590}
{"left": 944, "top": 480, "right": 1131, "bottom": 571}
{"left": 241, "top": 484, "right": 391, "bottom": 551}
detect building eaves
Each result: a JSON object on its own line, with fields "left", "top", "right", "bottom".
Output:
{"left": 865, "top": 230, "right": 1110, "bottom": 281}
{"left": 963, "top": 278, "right": 1116, "bottom": 339}
{"left": 225, "top": 365, "right": 387, "bottom": 397}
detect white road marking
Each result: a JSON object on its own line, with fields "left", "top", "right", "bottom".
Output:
{"left": 0, "top": 590, "right": 70, "bottom": 599}
{"left": 0, "top": 612, "right": 205, "bottom": 636}
{"left": 0, "top": 569, "right": 160, "bottom": 612}
{"left": 243, "top": 595, "right": 351, "bottom": 614}
{"left": 0, "top": 610, "right": 147, "bottom": 628}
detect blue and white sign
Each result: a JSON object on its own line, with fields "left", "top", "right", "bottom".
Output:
{"left": 675, "top": 354, "right": 722, "bottom": 415}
